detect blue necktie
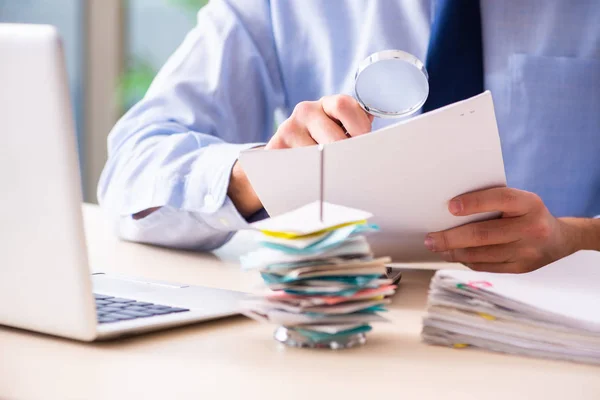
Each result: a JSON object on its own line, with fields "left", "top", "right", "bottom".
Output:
{"left": 422, "top": 0, "right": 484, "bottom": 112}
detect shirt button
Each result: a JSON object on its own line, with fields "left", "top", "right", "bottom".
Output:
{"left": 204, "top": 194, "right": 215, "bottom": 206}
{"left": 219, "top": 218, "right": 230, "bottom": 227}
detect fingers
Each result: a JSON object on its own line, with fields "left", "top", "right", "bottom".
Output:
{"left": 425, "top": 218, "right": 524, "bottom": 251}
{"left": 428, "top": 190, "right": 558, "bottom": 274}
{"left": 321, "top": 95, "right": 372, "bottom": 137}
{"left": 268, "top": 95, "right": 373, "bottom": 149}
{"left": 465, "top": 262, "right": 519, "bottom": 273}
{"left": 449, "top": 188, "right": 543, "bottom": 218}
{"left": 305, "top": 110, "right": 349, "bottom": 144}
{"left": 292, "top": 100, "right": 347, "bottom": 143}
{"left": 268, "top": 117, "right": 317, "bottom": 149}
{"left": 465, "top": 261, "right": 543, "bottom": 274}
{"left": 440, "top": 243, "right": 517, "bottom": 264}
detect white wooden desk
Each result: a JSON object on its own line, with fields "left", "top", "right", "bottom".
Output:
{"left": 1, "top": 205, "right": 598, "bottom": 399}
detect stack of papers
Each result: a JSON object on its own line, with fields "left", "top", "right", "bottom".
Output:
{"left": 241, "top": 201, "right": 396, "bottom": 347}
{"left": 422, "top": 250, "right": 600, "bottom": 365}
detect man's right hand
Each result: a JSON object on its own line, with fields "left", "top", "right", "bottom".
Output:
{"left": 228, "top": 95, "right": 374, "bottom": 216}
{"left": 266, "top": 94, "right": 374, "bottom": 149}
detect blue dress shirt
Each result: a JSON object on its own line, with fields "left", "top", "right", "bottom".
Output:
{"left": 98, "top": 0, "right": 600, "bottom": 251}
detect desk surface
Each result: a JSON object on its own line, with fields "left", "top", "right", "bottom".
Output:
{"left": 1, "top": 205, "right": 598, "bottom": 399}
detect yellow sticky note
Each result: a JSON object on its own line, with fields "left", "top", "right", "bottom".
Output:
{"left": 252, "top": 201, "right": 372, "bottom": 238}
{"left": 260, "top": 220, "right": 367, "bottom": 239}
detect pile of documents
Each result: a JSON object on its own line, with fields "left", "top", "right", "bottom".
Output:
{"left": 422, "top": 250, "right": 600, "bottom": 365}
{"left": 241, "top": 201, "right": 396, "bottom": 348}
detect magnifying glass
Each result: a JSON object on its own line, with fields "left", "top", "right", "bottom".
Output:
{"left": 318, "top": 50, "right": 429, "bottom": 221}
{"left": 354, "top": 50, "right": 429, "bottom": 118}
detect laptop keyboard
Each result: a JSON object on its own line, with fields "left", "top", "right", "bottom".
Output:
{"left": 95, "top": 294, "right": 190, "bottom": 324}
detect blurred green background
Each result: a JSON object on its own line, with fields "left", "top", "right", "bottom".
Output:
{"left": 0, "top": 0, "right": 209, "bottom": 201}
{"left": 119, "top": 0, "right": 209, "bottom": 111}
{"left": 0, "top": 0, "right": 209, "bottom": 122}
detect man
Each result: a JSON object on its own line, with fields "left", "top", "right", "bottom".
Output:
{"left": 98, "top": 0, "right": 600, "bottom": 273}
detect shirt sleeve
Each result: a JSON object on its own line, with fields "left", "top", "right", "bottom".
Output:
{"left": 97, "top": 0, "right": 285, "bottom": 251}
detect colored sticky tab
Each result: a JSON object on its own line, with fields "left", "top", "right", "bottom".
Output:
{"left": 457, "top": 281, "right": 493, "bottom": 290}
{"left": 477, "top": 312, "right": 497, "bottom": 321}
{"left": 453, "top": 343, "right": 469, "bottom": 349}
{"left": 468, "top": 280, "right": 493, "bottom": 289}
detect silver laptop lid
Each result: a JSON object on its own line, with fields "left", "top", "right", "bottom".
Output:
{"left": 0, "top": 24, "right": 96, "bottom": 340}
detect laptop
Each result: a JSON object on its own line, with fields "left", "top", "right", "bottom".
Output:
{"left": 0, "top": 23, "right": 245, "bottom": 341}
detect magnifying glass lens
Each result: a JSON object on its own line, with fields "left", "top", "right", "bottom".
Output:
{"left": 354, "top": 50, "right": 429, "bottom": 119}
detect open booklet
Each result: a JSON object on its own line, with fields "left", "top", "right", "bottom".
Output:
{"left": 240, "top": 91, "right": 507, "bottom": 262}
{"left": 422, "top": 250, "right": 600, "bottom": 365}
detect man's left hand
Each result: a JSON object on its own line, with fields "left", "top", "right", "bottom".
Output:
{"left": 424, "top": 188, "right": 578, "bottom": 273}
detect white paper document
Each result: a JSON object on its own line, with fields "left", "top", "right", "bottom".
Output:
{"left": 422, "top": 250, "right": 600, "bottom": 365}
{"left": 240, "top": 91, "right": 507, "bottom": 261}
